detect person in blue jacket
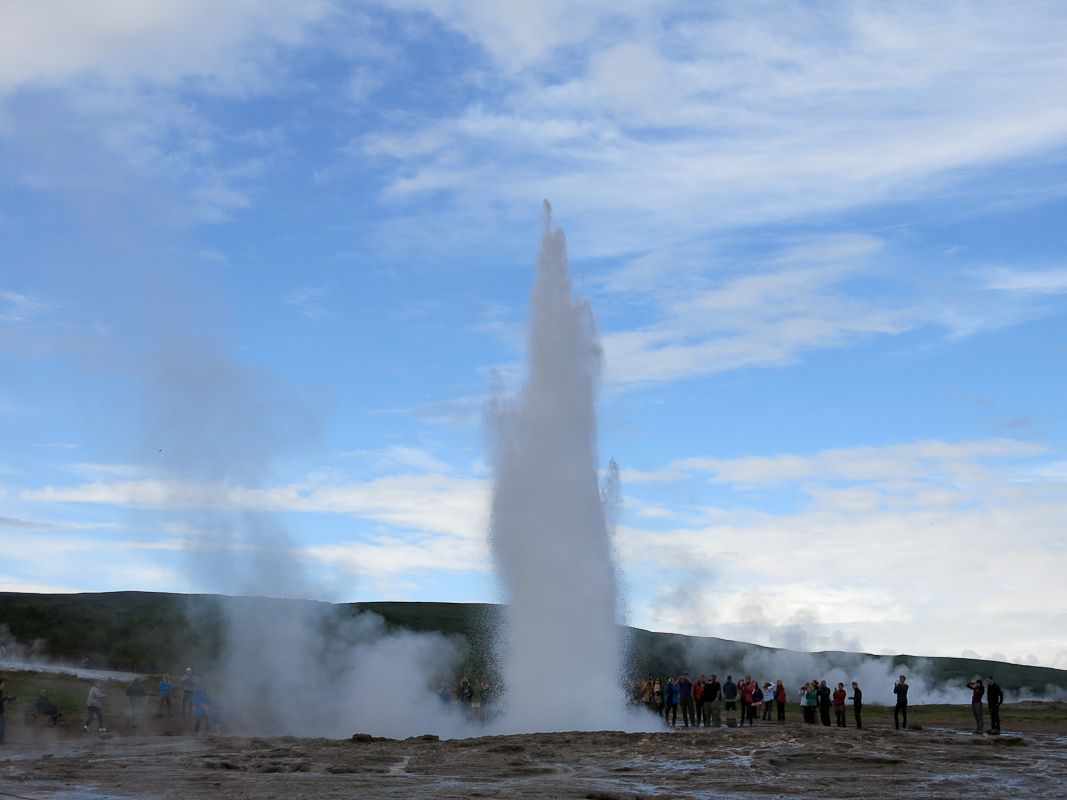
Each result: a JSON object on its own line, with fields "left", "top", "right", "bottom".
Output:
{"left": 158, "top": 673, "right": 173, "bottom": 717}
{"left": 192, "top": 687, "right": 210, "bottom": 735}
{"left": 663, "top": 677, "right": 679, "bottom": 727}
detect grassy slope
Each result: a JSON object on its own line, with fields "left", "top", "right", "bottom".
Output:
{"left": 2, "top": 593, "right": 1065, "bottom": 696}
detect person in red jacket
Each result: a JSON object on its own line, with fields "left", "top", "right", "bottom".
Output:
{"left": 738, "top": 676, "right": 752, "bottom": 724}
{"left": 832, "top": 682, "right": 847, "bottom": 727}
{"left": 775, "top": 680, "right": 787, "bottom": 722}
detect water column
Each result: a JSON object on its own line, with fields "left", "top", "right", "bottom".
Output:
{"left": 488, "top": 201, "right": 624, "bottom": 732}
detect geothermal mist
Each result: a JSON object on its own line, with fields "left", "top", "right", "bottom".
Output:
{"left": 488, "top": 201, "right": 625, "bottom": 731}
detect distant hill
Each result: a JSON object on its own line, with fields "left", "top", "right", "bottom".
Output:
{"left": 2, "top": 592, "right": 1064, "bottom": 702}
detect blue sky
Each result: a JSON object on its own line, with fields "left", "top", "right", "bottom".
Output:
{"left": 1, "top": 1, "right": 1066, "bottom": 667}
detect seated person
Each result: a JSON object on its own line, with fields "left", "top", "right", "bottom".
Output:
{"left": 36, "top": 689, "right": 61, "bottom": 725}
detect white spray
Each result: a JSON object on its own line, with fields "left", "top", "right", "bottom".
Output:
{"left": 487, "top": 201, "right": 628, "bottom": 732}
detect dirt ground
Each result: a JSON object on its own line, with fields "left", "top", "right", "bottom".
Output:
{"left": 2, "top": 714, "right": 1065, "bottom": 800}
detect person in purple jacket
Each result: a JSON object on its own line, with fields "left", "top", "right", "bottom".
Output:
{"left": 676, "top": 672, "right": 696, "bottom": 727}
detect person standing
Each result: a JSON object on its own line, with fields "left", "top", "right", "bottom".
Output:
{"left": 85, "top": 680, "right": 106, "bottom": 732}
{"left": 775, "top": 680, "right": 787, "bottom": 722}
{"left": 818, "top": 680, "right": 832, "bottom": 726}
{"left": 849, "top": 681, "right": 863, "bottom": 729}
{"left": 694, "top": 675, "right": 705, "bottom": 726}
{"left": 761, "top": 682, "right": 774, "bottom": 721}
{"left": 966, "top": 678, "right": 985, "bottom": 734}
{"left": 705, "top": 674, "right": 722, "bottom": 727}
{"left": 126, "top": 678, "right": 147, "bottom": 730}
{"left": 722, "top": 675, "right": 738, "bottom": 722}
{"left": 664, "top": 677, "right": 679, "bottom": 727}
{"left": 738, "top": 676, "right": 753, "bottom": 724}
{"left": 803, "top": 683, "right": 818, "bottom": 724}
{"left": 191, "top": 687, "right": 209, "bottom": 735}
{"left": 641, "top": 674, "right": 654, "bottom": 709}
{"left": 158, "top": 673, "right": 173, "bottom": 716}
{"left": 180, "top": 668, "right": 198, "bottom": 717}
{"left": 832, "top": 682, "right": 847, "bottom": 727}
{"left": 747, "top": 682, "right": 762, "bottom": 726}
{"left": 458, "top": 676, "right": 474, "bottom": 706}
{"left": 0, "top": 679, "right": 16, "bottom": 745}
{"left": 893, "top": 675, "right": 909, "bottom": 730}
{"left": 986, "top": 676, "right": 1003, "bottom": 734}
{"left": 651, "top": 678, "right": 664, "bottom": 717}
{"left": 677, "top": 672, "right": 695, "bottom": 727}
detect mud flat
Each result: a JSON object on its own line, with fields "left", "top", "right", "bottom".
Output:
{"left": 2, "top": 722, "right": 1065, "bottom": 800}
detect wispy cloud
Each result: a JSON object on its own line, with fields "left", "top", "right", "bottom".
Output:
{"left": 599, "top": 234, "right": 918, "bottom": 384}
{"left": 622, "top": 438, "right": 1047, "bottom": 486}
{"left": 985, "top": 267, "right": 1067, "bottom": 294}
{"left": 0, "top": 291, "right": 50, "bottom": 323}
{"left": 336, "top": 445, "right": 453, "bottom": 473}
{"left": 284, "top": 285, "right": 334, "bottom": 319}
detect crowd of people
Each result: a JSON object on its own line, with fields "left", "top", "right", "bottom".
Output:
{"left": 1, "top": 667, "right": 1009, "bottom": 741}
{"left": 633, "top": 672, "right": 1006, "bottom": 733}
{"left": 77, "top": 666, "right": 221, "bottom": 735}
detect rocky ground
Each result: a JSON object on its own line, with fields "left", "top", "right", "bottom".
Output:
{"left": 1, "top": 717, "right": 1065, "bottom": 800}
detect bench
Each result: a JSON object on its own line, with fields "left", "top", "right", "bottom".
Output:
{"left": 20, "top": 702, "right": 62, "bottom": 725}
{"left": 20, "top": 702, "right": 38, "bottom": 723}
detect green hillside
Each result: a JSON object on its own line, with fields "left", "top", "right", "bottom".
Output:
{"left": 1, "top": 592, "right": 1064, "bottom": 698}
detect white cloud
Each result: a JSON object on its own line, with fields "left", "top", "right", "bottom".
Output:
{"left": 623, "top": 438, "right": 1047, "bottom": 485}
{"left": 985, "top": 267, "right": 1067, "bottom": 294}
{"left": 0, "top": 574, "right": 86, "bottom": 594}
{"left": 0, "top": 1, "right": 333, "bottom": 93}
{"left": 618, "top": 437, "right": 1067, "bottom": 664}
{"left": 359, "top": 2, "right": 1067, "bottom": 259}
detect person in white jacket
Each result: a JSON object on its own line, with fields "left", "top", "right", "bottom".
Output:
{"left": 85, "top": 680, "right": 106, "bottom": 732}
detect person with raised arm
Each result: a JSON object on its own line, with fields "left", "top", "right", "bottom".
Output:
{"left": 966, "top": 677, "right": 985, "bottom": 734}
{"left": 893, "top": 675, "right": 909, "bottom": 730}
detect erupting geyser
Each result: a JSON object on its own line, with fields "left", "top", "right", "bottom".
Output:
{"left": 487, "top": 201, "right": 625, "bottom": 732}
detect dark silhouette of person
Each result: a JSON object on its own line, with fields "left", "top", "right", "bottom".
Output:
{"left": 818, "top": 680, "right": 832, "bottom": 726}
{"left": 893, "top": 675, "right": 909, "bottom": 729}
{"left": 986, "top": 676, "right": 1004, "bottom": 734}
{"left": 849, "top": 681, "right": 863, "bottom": 729}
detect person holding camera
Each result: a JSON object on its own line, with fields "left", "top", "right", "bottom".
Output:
{"left": 893, "top": 675, "right": 909, "bottom": 729}
{"left": 966, "top": 678, "right": 985, "bottom": 733}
